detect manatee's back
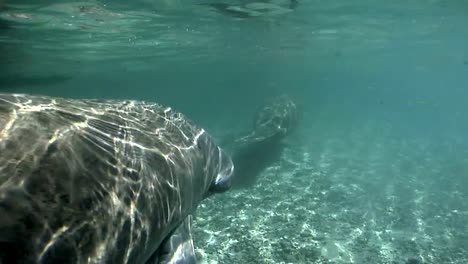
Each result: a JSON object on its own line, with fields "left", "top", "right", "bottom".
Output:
{"left": 0, "top": 94, "right": 231, "bottom": 264}
{"left": 0, "top": 94, "right": 172, "bottom": 263}
{"left": 0, "top": 94, "right": 132, "bottom": 263}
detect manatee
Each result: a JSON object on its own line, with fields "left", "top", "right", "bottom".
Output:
{"left": 0, "top": 93, "right": 234, "bottom": 264}
{"left": 234, "top": 94, "right": 298, "bottom": 148}
{"left": 229, "top": 94, "right": 297, "bottom": 188}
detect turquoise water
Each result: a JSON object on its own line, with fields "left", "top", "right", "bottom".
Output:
{"left": 1, "top": 0, "right": 468, "bottom": 263}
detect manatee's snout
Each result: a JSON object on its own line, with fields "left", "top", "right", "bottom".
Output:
{"left": 210, "top": 147, "right": 234, "bottom": 193}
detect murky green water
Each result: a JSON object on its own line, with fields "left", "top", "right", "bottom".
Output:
{"left": 1, "top": 0, "right": 468, "bottom": 263}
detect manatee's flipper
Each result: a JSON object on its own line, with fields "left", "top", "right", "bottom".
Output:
{"left": 150, "top": 215, "right": 197, "bottom": 264}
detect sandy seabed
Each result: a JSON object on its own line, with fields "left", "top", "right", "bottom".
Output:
{"left": 193, "top": 123, "right": 468, "bottom": 264}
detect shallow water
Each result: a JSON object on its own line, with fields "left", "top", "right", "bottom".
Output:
{"left": 1, "top": 0, "right": 468, "bottom": 263}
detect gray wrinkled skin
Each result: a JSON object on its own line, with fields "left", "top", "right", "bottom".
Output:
{"left": 0, "top": 93, "right": 234, "bottom": 264}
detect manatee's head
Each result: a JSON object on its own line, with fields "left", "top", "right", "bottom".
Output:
{"left": 209, "top": 146, "right": 234, "bottom": 194}
{"left": 198, "top": 132, "right": 234, "bottom": 197}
